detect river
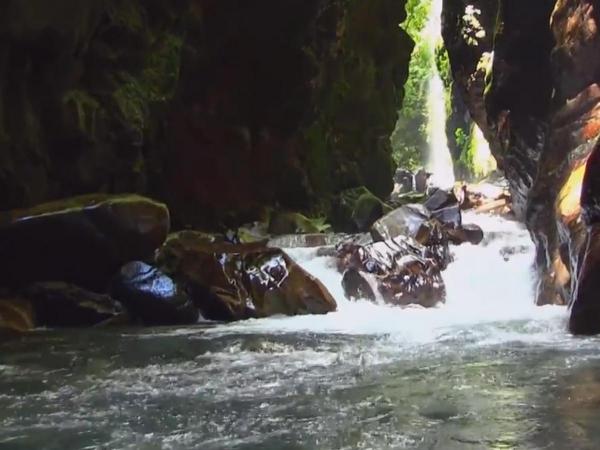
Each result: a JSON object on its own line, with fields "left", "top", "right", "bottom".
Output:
{"left": 2, "top": 213, "right": 600, "bottom": 450}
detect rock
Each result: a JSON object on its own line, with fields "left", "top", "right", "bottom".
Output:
{"left": 569, "top": 226, "right": 600, "bottom": 334}
{"left": 22, "top": 282, "right": 126, "bottom": 328}
{"left": 0, "top": 194, "right": 170, "bottom": 291}
{"left": 442, "top": 0, "right": 600, "bottom": 308}
{"left": 371, "top": 204, "right": 430, "bottom": 242}
{"left": 156, "top": 232, "right": 337, "bottom": 321}
{"left": 425, "top": 190, "right": 462, "bottom": 229}
{"left": 0, "top": 297, "right": 35, "bottom": 335}
{"left": 447, "top": 224, "right": 485, "bottom": 246}
{"left": 424, "top": 189, "right": 458, "bottom": 212}
{"left": 393, "top": 169, "right": 415, "bottom": 193}
{"left": 110, "top": 262, "right": 199, "bottom": 326}
{"left": 414, "top": 219, "right": 453, "bottom": 270}
{"left": 268, "top": 211, "right": 331, "bottom": 235}
{"left": 336, "top": 238, "right": 445, "bottom": 307}
{"left": 415, "top": 169, "right": 432, "bottom": 193}
{"left": 372, "top": 204, "right": 457, "bottom": 269}
{"left": 331, "top": 186, "right": 390, "bottom": 233}
{"left": 388, "top": 191, "right": 428, "bottom": 209}
{"left": 268, "top": 233, "right": 351, "bottom": 249}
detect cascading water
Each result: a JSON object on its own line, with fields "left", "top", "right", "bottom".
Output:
{"left": 1, "top": 212, "right": 583, "bottom": 450}
{"left": 424, "top": 0, "right": 456, "bottom": 189}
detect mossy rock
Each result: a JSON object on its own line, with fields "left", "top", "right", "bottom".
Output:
{"left": 268, "top": 211, "right": 331, "bottom": 235}
{"left": 0, "top": 194, "right": 170, "bottom": 291}
{"left": 331, "top": 186, "right": 391, "bottom": 232}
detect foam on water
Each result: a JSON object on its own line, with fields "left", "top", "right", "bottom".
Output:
{"left": 208, "top": 212, "right": 568, "bottom": 345}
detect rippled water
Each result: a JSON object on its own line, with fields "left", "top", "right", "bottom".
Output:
{"left": 2, "top": 214, "right": 600, "bottom": 450}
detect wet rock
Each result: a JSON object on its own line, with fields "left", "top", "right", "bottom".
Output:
{"left": 371, "top": 204, "right": 430, "bottom": 242}
{"left": 268, "top": 233, "right": 351, "bottom": 249}
{"left": 393, "top": 169, "right": 415, "bottom": 193}
{"left": 336, "top": 238, "right": 445, "bottom": 307}
{"left": 110, "top": 262, "right": 198, "bottom": 326}
{"left": 425, "top": 190, "right": 462, "bottom": 229}
{"left": 447, "top": 224, "right": 485, "bottom": 246}
{"left": 23, "top": 282, "right": 126, "bottom": 328}
{"left": 415, "top": 169, "right": 432, "bottom": 193}
{"left": 569, "top": 142, "right": 600, "bottom": 334}
{"left": 0, "top": 297, "right": 35, "bottom": 335}
{"left": 0, "top": 194, "right": 170, "bottom": 291}
{"left": 424, "top": 189, "right": 458, "bottom": 212}
{"left": 156, "top": 232, "right": 337, "bottom": 321}
{"left": 414, "top": 219, "right": 452, "bottom": 270}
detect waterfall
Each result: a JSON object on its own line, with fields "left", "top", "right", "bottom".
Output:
{"left": 423, "top": 0, "right": 456, "bottom": 188}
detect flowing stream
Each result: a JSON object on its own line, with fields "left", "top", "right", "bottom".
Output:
{"left": 3, "top": 213, "right": 600, "bottom": 450}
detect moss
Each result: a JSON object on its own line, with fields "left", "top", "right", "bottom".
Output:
{"left": 112, "top": 33, "right": 183, "bottom": 135}
{"left": 63, "top": 89, "right": 100, "bottom": 137}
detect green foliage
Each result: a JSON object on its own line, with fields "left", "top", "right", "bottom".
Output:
{"left": 455, "top": 124, "right": 495, "bottom": 180}
{"left": 391, "top": 0, "right": 433, "bottom": 171}
{"left": 112, "top": 33, "right": 183, "bottom": 135}
{"left": 435, "top": 45, "right": 452, "bottom": 89}
{"left": 62, "top": 90, "right": 100, "bottom": 137}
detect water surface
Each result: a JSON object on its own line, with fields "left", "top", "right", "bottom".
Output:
{"left": 2, "top": 214, "right": 597, "bottom": 450}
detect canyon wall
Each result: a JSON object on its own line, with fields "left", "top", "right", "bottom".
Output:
{"left": 443, "top": 0, "right": 600, "bottom": 332}
{"left": 0, "top": 0, "right": 413, "bottom": 229}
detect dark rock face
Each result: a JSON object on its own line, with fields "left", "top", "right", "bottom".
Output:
{"left": 156, "top": 231, "right": 337, "bottom": 321}
{"left": 442, "top": 0, "right": 600, "bottom": 318}
{"left": 569, "top": 140, "right": 600, "bottom": 333}
{"left": 0, "top": 194, "right": 169, "bottom": 291}
{"left": 23, "top": 282, "right": 125, "bottom": 327}
{"left": 0, "top": 0, "right": 413, "bottom": 230}
{"left": 336, "top": 237, "right": 446, "bottom": 308}
{"left": 110, "top": 261, "right": 198, "bottom": 326}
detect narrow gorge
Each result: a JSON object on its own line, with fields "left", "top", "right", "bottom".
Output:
{"left": 2, "top": 1, "right": 600, "bottom": 449}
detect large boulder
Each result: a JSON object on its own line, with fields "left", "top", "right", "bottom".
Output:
{"left": 22, "top": 282, "right": 126, "bottom": 327}
{"left": 336, "top": 237, "right": 445, "bottom": 307}
{"left": 0, "top": 194, "right": 170, "bottom": 291}
{"left": 156, "top": 232, "right": 337, "bottom": 321}
{"left": 110, "top": 261, "right": 198, "bottom": 326}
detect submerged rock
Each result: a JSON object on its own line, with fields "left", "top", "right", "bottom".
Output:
{"left": 23, "top": 282, "right": 126, "bottom": 328}
{"left": 110, "top": 262, "right": 198, "bottom": 326}
{"left": 0, "top": 194, "right": 170, "bottom": 292}
{"left": 336, "top": 238, "right": 446, "bottom": 308}
{"left": 447, "top": 224, "right": 485, "bottom": 246}
{"left": 156, "top": 232, "right": 337, "bottom": 321}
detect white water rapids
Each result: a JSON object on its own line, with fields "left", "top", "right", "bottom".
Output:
{"left": 6, "top": 213, "right": 600, "bottom": 450}
{"left": 214, "top": 212, "right": 567, "bottom": 342}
